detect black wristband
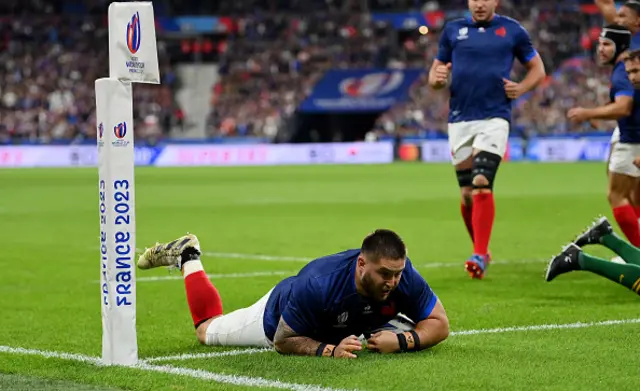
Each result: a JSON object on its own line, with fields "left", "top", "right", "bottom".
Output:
{"left": 409, "top": 330, "right": 421, "bottom": 351}
{"left": 316, "top": 343, "right": 327, "bottom": 357}
{"left": 397, "top": 332, "right": 408, "bottom": 352}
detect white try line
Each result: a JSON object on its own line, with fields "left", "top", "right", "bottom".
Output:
{"left": 0, "top": 346, "right": 354, "bottom": 391}
{"left": 141, "top": 317, "right": 640, "bottom": 362}
{"left": 449, "top": 318, "right": 640, "bottom": 336}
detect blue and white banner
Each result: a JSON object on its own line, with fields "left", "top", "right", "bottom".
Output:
{"left": 525, "top": 137, "right": 611, "bottom": 162}
{"left": 0, "top": 142, "right": 393, "bottom": 168}
{"left": 299, "top": 69, "right": 424, "bottom": 113}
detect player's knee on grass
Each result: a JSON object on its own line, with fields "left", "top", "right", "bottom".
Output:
{"left": 196, "top": 318, "right": 215, "bottom": 345}
{"left": 471, "top": 151, "right": 501, "bottom": 192}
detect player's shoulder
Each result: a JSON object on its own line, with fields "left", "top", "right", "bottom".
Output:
{"left": 441, "top": 17, "right": 467, "bottom": 32}
{"left": 612, "top": 61, "right": 629, "bottom": 78}
{"left": 496, "top": 14, "right": 529, "bottom": 35}
{"left": 496, "top": 14, "right": 525, "bottom": 28}
{"left": 298, "top": 249, "right": 359, "bottom": 282}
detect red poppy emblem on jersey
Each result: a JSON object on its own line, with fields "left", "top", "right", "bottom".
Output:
{"left": 381, "top": 301, "right": 396, "bottom": 316}
{"left": 496, "top": 27, "right": 506, "bottom": 37}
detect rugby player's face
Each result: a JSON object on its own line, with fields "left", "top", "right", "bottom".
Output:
{"left": 598, "top": 38, "right": 616, "bottom": 65}
{"left": 616, "top": 6, "right": 640, "bottom": 33}
{"left": 468, "top": 0, "right": 498, "bottom": 22}
{"left": 359, "top": 256, "right": 405, "bottom": 301}
{"left": 625, "top": 58, "right": 640, "bottom": 86}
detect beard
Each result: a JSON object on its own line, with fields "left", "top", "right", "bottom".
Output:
{"left": 361, "top": 272, "right": 385, "bottom": 301}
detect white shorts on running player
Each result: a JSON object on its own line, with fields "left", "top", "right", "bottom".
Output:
{"left": 204, "top": 288, "right": 274, "bottom": 348}
{"left": 611, "top": 126, "right": 620, "bottom": 144}
{"left": 448, "top": 118, "right": 509, "bottom": 165}
{"left": 608, "top": 142, "right": 640, "bottom": 177}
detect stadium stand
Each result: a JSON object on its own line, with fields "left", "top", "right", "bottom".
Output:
{"left": 0, "top": 0, "right": 619, "bottom": 144}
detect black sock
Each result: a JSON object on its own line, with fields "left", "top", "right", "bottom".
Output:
{"left": 181, "top": 247, "right": 201, "bottom": 267}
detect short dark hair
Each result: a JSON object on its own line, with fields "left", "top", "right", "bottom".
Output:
{"left": 624, "top": 0, "right": 640, "bottom": 15}
{"left": 360, "top": 229, "right": 407, "bottom": 262}
{"left": 626, "top": 48, "right": 640, "bottom": 62}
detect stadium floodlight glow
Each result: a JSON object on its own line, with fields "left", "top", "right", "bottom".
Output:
{"left": 96, "top": 1, "right": 160, "bottom": 366}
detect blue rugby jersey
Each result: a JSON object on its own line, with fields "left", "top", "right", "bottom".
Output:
{"left": 262, "top": 249, "right": 438, "bottom": 345}
{"left": 436, "top": 14, "right": 538, "bottom": 123}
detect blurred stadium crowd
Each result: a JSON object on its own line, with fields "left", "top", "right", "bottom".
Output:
{"left": 0, "top": 0, "right": 618, "bottom": 143}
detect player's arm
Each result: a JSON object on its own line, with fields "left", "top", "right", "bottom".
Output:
{"left": 428, "top": 26, "right": 452, "bottom": 90}
{"left": 273, "top": 279, "right": 362, "bottom": 358}
{"left": 505, "top": 25, "right": 546, "bottom": 98}
{"left": 273, "top": 316, "right": 326, "bottom": 356}
{"left": 595, "top": 0, "right": 618, "bottom": 24}
{"left": 428, "top": 59, "right": 451, "bottom": 90}
{"left": 402, "top": 298, "right": 449, "bottom": 352}
{"left": 368, "top": 262, "right": 449, "bottom": 353}
{"left": 273, "top": 317, "right": 362, "bottom": 358}
{"left": 575, "top": 96, "right": 633, "bottom": 120}
{"left": 516, "top": 53, "right": 546, "bottom": 94}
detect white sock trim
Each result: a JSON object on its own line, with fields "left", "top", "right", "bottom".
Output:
{"left": 183, "top": 260, "right": 204, "bottom": 277}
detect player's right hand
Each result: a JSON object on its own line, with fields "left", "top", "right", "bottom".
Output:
{"left": 333, "top": 335, "right": 362, "bottom": 359}
{"left": 433, "top": 63, "right": 452, "bottom": 84}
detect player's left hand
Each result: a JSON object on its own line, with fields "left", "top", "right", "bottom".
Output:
{"left": 367, "top": 331, "right": 400, "bottom": 353}
{"left": 503, "top": 78, "right": 524, "bottom": 99}
{"left": 567, "top": 107, "right": 590, "bottom": 123}
{"left": 633, "top": 157, "right": 640, "bottom": 168}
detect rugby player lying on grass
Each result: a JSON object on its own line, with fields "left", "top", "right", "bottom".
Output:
{"left": 137, "top": 229, "right": 449, "bottom": 357}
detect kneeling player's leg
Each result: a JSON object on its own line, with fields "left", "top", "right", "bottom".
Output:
{"left": 601, "top": 231, "right": 640, "bottom": 266}
{"left": 546, "top": 244, "right": 640, "bottom": 295}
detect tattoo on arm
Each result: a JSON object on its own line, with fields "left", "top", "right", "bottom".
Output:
{"left": 273, "top": 317, "right": 322, "bottom": 356}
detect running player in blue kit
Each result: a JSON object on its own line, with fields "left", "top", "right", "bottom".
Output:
{"left": 137, "top": 229, "right": 449, "bottom": 358}
{"left": 428, "top": 0, "right": 546, "bottom": 279}
{"left": 595, "top": 0, "right": 640, "bottom": 253}
{"left": 567, "top": 25, "right": 640, "bottom": 247}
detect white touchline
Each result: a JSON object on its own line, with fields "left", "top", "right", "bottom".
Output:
{"left": 140, "top": 317, "right": 640, "bottom": 362}
{"left": 144, "top": 348, "right": 272, "bottom": 362}
{"left": 0, "top": 346, "right": 354, "bottom": 391}
{"left": 1, "top": 318, "right": 639, "bottom": 388}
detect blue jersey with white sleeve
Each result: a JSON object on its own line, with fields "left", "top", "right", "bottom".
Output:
{"left": 610, "top": 61, "right": 640, "bottom": 143}
{"left": 436, "top": 14, "right": 538, "bottom": 123}
{"left": 262, "top": 249, "right": 438, "bottom": 345}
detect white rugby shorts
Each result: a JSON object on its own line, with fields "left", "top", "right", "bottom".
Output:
{"left": 608, "top": 142, "right": 640, "bottom": 177}
{"left": 447, "top": 118, "right": 509, "bottom": 165}
{"left": 205, "top": 288, "right": 274, "bottom": 347}
{"left": 611, "top": 126, "right": 620, "bottom": 144}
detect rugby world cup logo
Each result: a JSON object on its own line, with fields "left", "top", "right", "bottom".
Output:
{"left": 98, "top": 123, "right": 104, "bottom": 138}
{"left": 339, "top": 72, "right": 404, "bottom": 97}
{"left": 126, "top": 12, "right": 141, "bottom": 54}
{"left": 114, "top": 122, "right": 127, "bottom": 139}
